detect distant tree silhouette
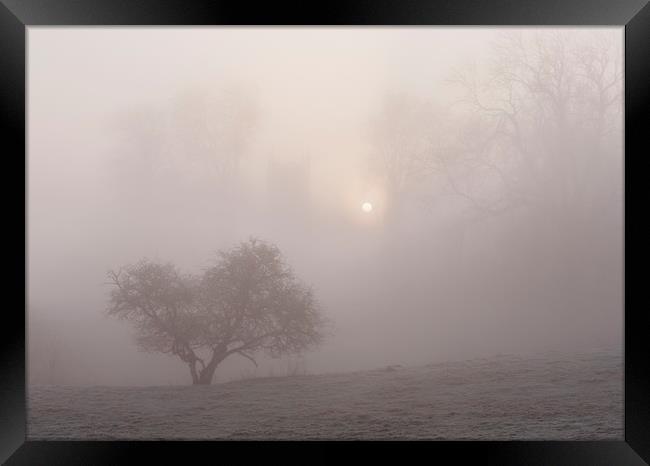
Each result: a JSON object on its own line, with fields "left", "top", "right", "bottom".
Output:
{"left": 445, "top": 30, "right": 622, "bottom": 219}
{"left": 107, "top": 239, "right": 327, "bottom": 385}
{"left": 368, "top": 92, "right": 448, "bottom": 220}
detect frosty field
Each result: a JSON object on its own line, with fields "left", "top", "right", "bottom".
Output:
{"left": 28, "top": 349, "right": 622, "bottom": 440}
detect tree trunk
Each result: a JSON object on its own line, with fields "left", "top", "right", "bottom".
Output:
{"left": 189, "top": 362, "right": 199, "bottom": 385}
{"left": 195, "top": 367, "right": 217, "bottom": 385}
{"left": 194, "top": 364, "right": 217, "bottom": 385}
{"left": 192, "top": 351, "right": 225, "bottom": 385}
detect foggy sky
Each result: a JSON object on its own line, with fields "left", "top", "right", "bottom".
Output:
{"left": 28, "top": 27, "right": 623, "bottom": 386}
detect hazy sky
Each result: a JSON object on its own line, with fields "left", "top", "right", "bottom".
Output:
{"left": 28, "top": 27, "right": 623, "bottom": 386}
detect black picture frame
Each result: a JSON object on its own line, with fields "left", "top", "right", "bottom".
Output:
{"left": 1, "top": 1, "right": 648, "bottom": 464}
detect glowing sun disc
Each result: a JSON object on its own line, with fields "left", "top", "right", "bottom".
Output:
{"left": 361, "top": 202, "right": 373, "bottom": 213}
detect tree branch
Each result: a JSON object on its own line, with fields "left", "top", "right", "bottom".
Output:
{"left": 236, "top": 350, "right": 258, "bottom": 367}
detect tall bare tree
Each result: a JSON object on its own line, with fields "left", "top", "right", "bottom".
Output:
{"left": 110, "top": 85, "right": 259, "bottom": 204}
{"left": 430, "top": 30, "right": 623, "bottom": 286}
{"left": 169, "top": 85, "right": 259, "bottom": 183}
{"left": 368, "top": 92, "right": 448, "bottom": 221}
{"left": 444, "top": 30, "right": 622, "bottom": 219}
{"left": 368, "top": 32, "right": 621, "bottom": 274}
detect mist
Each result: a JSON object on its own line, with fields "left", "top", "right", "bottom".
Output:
{"left": 28, "top": 27, "right": 623, "bottom": 386}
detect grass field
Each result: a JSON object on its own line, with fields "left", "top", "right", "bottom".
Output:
{"left": 28, "top": 349, "right": 622, "bottom": 440}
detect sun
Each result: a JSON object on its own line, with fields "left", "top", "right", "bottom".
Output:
{"left": 361, "top": 202, "right": 373, "bottom": 213}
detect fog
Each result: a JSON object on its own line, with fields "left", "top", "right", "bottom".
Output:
{"left": 28, "top": 27, "right": 623, "bottom": 386}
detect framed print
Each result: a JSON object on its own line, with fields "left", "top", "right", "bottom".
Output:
{"left": 1, "top": 0, "right": 649, "bottom": 464}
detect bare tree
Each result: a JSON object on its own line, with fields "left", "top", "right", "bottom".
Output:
{"left": 366, "top": 32, "right": 621, "bottom": 273}
{"left": 169, "top": 85, "right": 259, "bottom": 183}
{"left": 109, "top": 85, "right": 259, "bottom": 204}
{"left": 368, "top": 92, "right": 447, "bottom": 219}
{"left": 107, "top": 239, "right": 327, "bottom": 385}
{"left": 444, "top": 30, "right": 622, "bottom": 219}
{"left": 428, "top": 30, "right": 623, "bottom": 282}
